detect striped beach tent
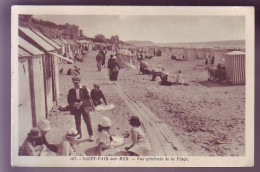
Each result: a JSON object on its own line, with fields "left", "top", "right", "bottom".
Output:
{"left": 225, "top": 51, "right": 245, "bottom": 85}
{"left": 183, "top": 48, "right": 197, "bottom": 61}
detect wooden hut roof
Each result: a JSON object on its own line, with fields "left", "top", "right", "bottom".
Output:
{"left": 19, "top": 37, "right": 44, "bottom": 56}
{"left": 18, "top": 47, "right": 31, "bottom": 57}
{"left": 59, "top": 39, "right": 70, "bottom": 44}
{"left": 19, "top": 27, "right": 55, "bottom": 52}
{"left": 51, "top": 39, "right": 63, "bottom": 46}
{"left": 31, "top": 29, "right": 61, "bottom": 50}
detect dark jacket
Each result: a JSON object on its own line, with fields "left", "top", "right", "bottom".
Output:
{"left": 67, "top": 86, "right": 92, "bottom": 114}
{"left": 90, "top": 89, "right": 107, "bottom": 104}
{"left": 96, "top": 53, "right": 103, "bottom": 62}
{"left": 39, "top": 135, "right": 58, "bottom": 153}
{"left": 102, "top": 51, "right": 107, "bottom": 65}
{"left": 108, "top": 58, "right": 113, "bottom": 68}
{"left": 108, "top": 59, "right": 120, "bottom": 70}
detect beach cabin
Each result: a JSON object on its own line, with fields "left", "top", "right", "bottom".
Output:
{"left": 195, "top": 48, "right": 210, "bottom": 59}
{"left": 225, "top": 51, "right": 245, "bottom": 85}
{"left": 18, "top": 37, "right": 46, "bottom": 145}
{"left": 210, "top": 49, "right": 230, "bottom": 68}
{"left": 60, "top": 39, "right": 73, "bottom": 58}
{"left": 94, "top": 42, "right": 107, "bottom": 50}
{"left": 66, "top": 39, "right": 78, "bottom": 57}
{"left": 19, "top": 26, "right": 61, "bottom": 113}
{"left": 183, "top": 48, "right": 197, "bottom": 60}
{"left": 52, "top": 38, "right": 66, "bottom": 55}
{"left": 170, "top": 47, "right": 185, "bottom": 60}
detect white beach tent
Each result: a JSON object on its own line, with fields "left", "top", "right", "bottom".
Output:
{"left": 116, "top": 49, "right": 139, "bottom": 69}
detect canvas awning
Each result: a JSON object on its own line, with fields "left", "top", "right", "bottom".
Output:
{"left": 48, "top": 52, "right": 74, "bottom": 63}
{"left": 95, "top": 42, "right": 107, "bottom": 46}
{"left": 78, "top": 40, "right": 92, "bottom": 44}
{"left": 225, "top": 51, "right": 245, "bottom": 55}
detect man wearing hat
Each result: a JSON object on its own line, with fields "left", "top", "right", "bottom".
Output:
{"left": 90, "top": 84, "right": 107, "bottom": 106}
{"left": 96, "top": 51, "right": 104, "bottom": 72}
{"left": 37, "top": 119, "right": 58, "bottom": 153}
{"left": 107, "top": 54, "right": 114, "bottom": 76}
{"left": 67, "top": 76, "right": 94, "bottom": 141}
{"left": 20, "top": 127, "right": 46, "bottom": 156}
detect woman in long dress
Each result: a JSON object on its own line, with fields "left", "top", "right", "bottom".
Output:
{"left": 108, "top": 56, "right": 120, "bottom": 81}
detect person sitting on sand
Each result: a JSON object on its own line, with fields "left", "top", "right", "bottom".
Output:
{"left": 57, "top": 128, "right": 79, "bottom": 156}
{"left": 74, "top": 53, "right": 83, "bottom": 62}
{"left": 171, "top": 54, "right": 176, "bottom": 60}
{"left": 96, "top": 117, "right": 113, "bottom": 156}
{"left": 19, "top": 127, "right": 47, "bottom": 156}
{"left": 160, "top": 71, "right": 175, "bottom": 86}
{"left": 175, "top": 70, "right": 189, "bottom": 86}
{"left": 73, "top": 65, "right": 80, "bottom": 75}
{"left": 151, "top": 68, "right": 165, "bottom": 81}
{"left": 139, "top": 60, "right": 150, "bottom": 75}
{"left": 90, "top": 84, "right": 107, "bottom": 106}
{"left": 37, "top": 119, "right": 58, "bottom": 154}
{"left": 125, "top": 116, "right": 151, "bottom": 156}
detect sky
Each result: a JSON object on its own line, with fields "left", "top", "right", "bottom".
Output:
{"left": 33, "top": 15, "right": 245, "bottom": 43}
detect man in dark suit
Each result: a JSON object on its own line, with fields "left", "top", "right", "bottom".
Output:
{"left": 96, "top": 51, "right": 104, "bottom": 72}
{"left": 67, "top": 77, "right": 94, "bottom": 141}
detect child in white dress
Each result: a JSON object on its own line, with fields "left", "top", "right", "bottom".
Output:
{"left": 96, "top": 117, "right": 113, "bottom": 156}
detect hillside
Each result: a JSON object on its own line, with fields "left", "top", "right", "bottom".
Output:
{"left": 127, "top": 40, "right": 245, "bottom": 50}
{"left": 159, "top": 40, "right": 245, "bottom": 49}
{"left": 125, "top": 40, "right": 156, "bottom": 47}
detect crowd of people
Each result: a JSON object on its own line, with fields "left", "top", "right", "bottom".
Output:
{"left": 96, "top": 49, "right": 121, "bottom": 81}
{"left": 20, "top": 46, "right": 194, "bottom": 157}
{"left": 139, "top": 59, "right": 189, "bottom": 86}
{"left": 20, "top": 75, "right": 151, "bottom": 156}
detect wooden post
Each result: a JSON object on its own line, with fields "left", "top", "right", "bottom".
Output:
{"left": 28, "top": 57, "right": 37, "bottom": 127}
{"left": 42, "top": 55, "right": 48, "bottom": 117}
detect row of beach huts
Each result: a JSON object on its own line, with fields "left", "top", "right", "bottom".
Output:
{"left": 18, "top": 26, "right": 96, "bottom": 145}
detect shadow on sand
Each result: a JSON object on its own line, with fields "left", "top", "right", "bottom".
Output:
{"left": 198, "top": 81, "right": 232, "bottom": 88}
{"left": 85, "top": 146, "right": 99, "bottom": 156}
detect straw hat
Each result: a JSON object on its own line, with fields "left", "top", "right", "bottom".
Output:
{"left": 37, "top": 119, "right": 51, "bottom": 132}
{"left": 66, "top": 128, "right": 79, "bottom": 139}
{"left": 99, "top": 117, "right": 112, "bottom": 127}
{"left": 28, "top": 127, "right": 41, "bottom": 139}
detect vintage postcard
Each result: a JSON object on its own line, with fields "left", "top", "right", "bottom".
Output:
{"left": 11, "top": 6, "right": 254, "bottom": 167}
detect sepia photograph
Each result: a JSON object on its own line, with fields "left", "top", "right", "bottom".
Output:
{"left": 11, "top": 6, "right": 254, "bottom": 167}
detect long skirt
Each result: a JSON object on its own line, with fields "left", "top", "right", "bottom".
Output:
{"left": 129, "top": 138, "right": 151, "bottom": 156}
{"left": 109, "top": 70, "right": 119, "bottom": 81}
